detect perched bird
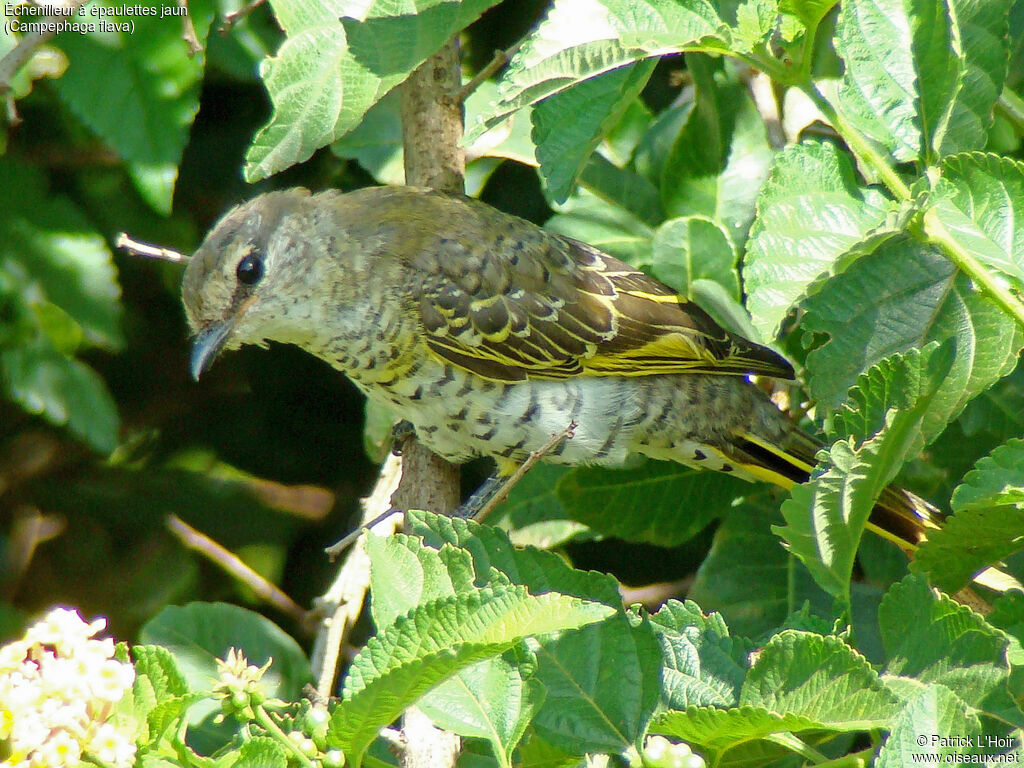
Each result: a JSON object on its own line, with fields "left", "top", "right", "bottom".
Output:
{"left": 182, "top": 185, "right": 937, "bottom": 552}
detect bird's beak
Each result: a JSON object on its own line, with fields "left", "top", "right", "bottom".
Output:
{"left": 190, "top": 319, "right": 234, "bottom": 381}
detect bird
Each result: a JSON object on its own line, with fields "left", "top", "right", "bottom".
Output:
{"left": 181, "top": 184, "right": 941, "bottom": 555}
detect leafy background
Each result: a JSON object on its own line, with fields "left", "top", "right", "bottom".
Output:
{"left": 5, "top": 0, "right": 1024, "bottom": 765}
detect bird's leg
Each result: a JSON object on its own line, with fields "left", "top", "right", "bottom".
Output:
{"left": 455, "top": 473, "right": 506, "bottom": 519}
{"left": 390, "top": 419, "right": 417, "bottom": 454}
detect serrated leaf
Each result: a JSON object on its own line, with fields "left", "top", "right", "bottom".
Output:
{"left": 557, "top": 460, "right": 748, "bottom": 547}
{"left": 131, "top": 645, "right": 192, "bottom": 742}
{"left": 652, "top": 215, "right": 739, "bottom": 300}
{"left": 1, "top": 346, "right": 119, "bottom": 454}
{"left": 330, "top": 586, "right": 613, "bottom": 766}
{"left": 879, "top": 575, "right": 1010, "bottom": 715}
{"left": 777, "top": 348, "right": 946, "bottom": 602}
{"left": 744, "top": 140, "right": 899, "bottom": 338}
{"left": 248, "top": 0, "right": 498, "bottom": 180}
{"left": 471, "top": 0, "right": 728, "bottom": 138}
{"left": 928, "top": 152, "right": 1024, "bottom": 285}
{"left": 533, "top": 60, "right": 657, "bottom": 203}
{"left": 417, "top": 651, "right": 544, "bottom": 768}
{"left": 827, "top": 342, "right": 954, "bottom": 452}
{"left": 835, "top": 0, "right": 1010, "bottom": 163}
{"left": 340, "top": 0, "right": 501, "bottom": 76}
{"left": 739, "top": 630, "right": 900, "bottom": 724}
{"left": 530, "top": 612, "right": 661, "bottom": 755}
{"left": 406, "top": 509, "right": 621, "bottom": 604}
{"left": 649, "top": 600, "right": 748, "bottom": 709}
{"left": 689, "top": 500, "right": 824, "bottom": 640}
{"left": 366, "top": 532, "right": 482, "bottom": 628}
{"left": 915, "top": 439, "right": 1024, "bottom": 593}
{"left": 236, "top": 736, "right": 289, "bottom": 768}
{"left": 660, "top": 55, "right": 772, "bottom": 247}
{"left": 653, "top": 706, "right": 818, "bottom": 754}
{"left": 53, "top": 0, "right": 214, "bottom": 213}
{"left": 876, "top": 684, "right": 983, "bottom": 767}
{"left": 800, "top": 237, "right": 1022, "bottom": 416}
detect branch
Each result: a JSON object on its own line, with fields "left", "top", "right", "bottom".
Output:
{"left": 310, "top": 452, "right": 404, "bottom": 699}
{"left": 394, "top": 35, "right": 466, "bottom": 768}
{"left": 177, "top": 0, "right": 202, "bottom": 56}
{"left": 455, "top": 41, "right": 522, "bottom": 104}
{"left": 0, "top": 0, "right": 90, "bottom": 95}
{"left": 166, "top": 514, "right": 313, "bottom": 629}
{"left": 473, "top": 421, "right": 577, "bottom": 523}
{"left": 219, "top": 0, "right": 267, "bottom": 35}
{"left": 116, "top": 232, "right": 190, "bottom": 263}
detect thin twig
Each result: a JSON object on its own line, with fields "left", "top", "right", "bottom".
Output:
{"left": 177, "top": 0, "right": 202, "bottom": 56}
{"left": 166, "top": 514, "right": 313, "bottom": 628}
{"left": 324, "top": 506, "right": 402, "bottom": 559}
{"left": 310, "top": 452, "right": 404, "bottom": 699}
{"left": 0, "top": 0, "right": 90, "bottom": 94}
{"left": 219, "top": 0, "right": 267, "bottom": 34}
{"left": 454, "top": 41, "right": 523, "bottom": 104}
{"left": 473, "top": 421, "right": 577, "bottom": 523}
{"left": 115, "top": 232, "right": 189, "bottom": 263}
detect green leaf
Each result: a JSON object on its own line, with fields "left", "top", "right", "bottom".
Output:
{"left": 744, "top": 140, "right": 899, "bottom": 338}
{"left": 879, "top": 575, "right": 1010, "bottom": 715}
{"left": 779, "top": 0, "right": 837, "bottom": 28}
{"left": 545, "top": 187, "right": 655, "bottom": 266}
{"left": 533, "top": 60, "right": 657, "bottom": 204}
{"left": 1, "top": 346, "right": 119, "bottom": 454}
{"left": 577, "top": 153, "right": 664, "bottom": 226}
{"left": 876, "top": 685, "right": 983, "bottom": 767}
{"left": 777, "top": 348, "right": 947, "bottom": 602}
{"left": 365, "top": 532, "right": 482, "bottom": 628}
{"left": 131, "top": 645, "right": 192, "bottom": 743}
{"left": 472, "top": 0, "right": 728, "bottom": 138}
{"left": 660, "top": 55, "right": 772, "bottom": 247}
{"left": 928, "top": 152, "right": 1024, "bottom": 285}
{"left": 649, "top": 600, "right": 748, "bottom": 709}
{"left": 654, "top": 631, "right": 899, "bottom": 762}
{"left": 53, "top": 0, "right": 214, "bottom": 213}
{"left": 827, "top": 342, "right": 954, "bottom": 452}
{"left": 330, "top": 586, "right": 613, "bottom": 767}
{"left": 406, "top": 509, "right": 621, "bottom": 605}
{"left": 0, "top": 159, "right": 122, "bottom": 350}
{"left": 235, "top": 736, "right": 289, "bottom": 768}
{"left": 689, "top": 500, "right": 803, "bottom": 640}
{"left": 652, "top": 215, "right": 739, "bottom": 300}
{"left": 489, "top": 464, "right": 590, "bottom": 550}
{"left": 417, "top": 651, "right": 544, "bottom": 768}
{"left": 139, "top": 602, "right": 311, "bottom": 720}
{"left": 739, "top": 630, "right": 900, "bottom": 723}
{"left": 248, "top": 0, "right": 499, "bottom": 180}
{"left": 339, "top": 0, "right": 502, "bottom": 77}
{"left": 530, "top": 612, "right": 661, "bottom": 755}
{"left": 835, "top": 0, "right": 1010, "bottom": 163}
{"left": 557, "top": 460, "right": 748, "bottom": 547}
{"left": 800, "top": 237, "right": 1023, "bottom": 415}
{"left": 915, "top": 438, "right": 1024, "bottom": 593}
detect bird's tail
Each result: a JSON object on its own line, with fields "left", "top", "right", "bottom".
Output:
{"left": 732, "top": 428, "right": 1018, "bottom": 593}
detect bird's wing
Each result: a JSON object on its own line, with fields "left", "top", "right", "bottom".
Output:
{"left": 412, "top": 233, "right": 793, "bottom": 383}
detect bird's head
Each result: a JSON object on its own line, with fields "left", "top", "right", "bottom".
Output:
{"left": 182, "top": 188, "right": 338, "bottom": 380}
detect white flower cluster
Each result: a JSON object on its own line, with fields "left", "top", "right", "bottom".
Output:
{"left": 0, "top": 607, "right": 137, "bottom": 768}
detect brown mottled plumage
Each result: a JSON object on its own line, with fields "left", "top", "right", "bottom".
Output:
{"left": 181, "top": 185, "right": 942, "bottom": 552}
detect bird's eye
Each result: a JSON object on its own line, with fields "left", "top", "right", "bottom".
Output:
{"left": 236, "top": 254, "right": 264, "bottom": 286}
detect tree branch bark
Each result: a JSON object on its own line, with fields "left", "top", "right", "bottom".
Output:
{"left": 392, "top": 35, "right": 466, "bottom": 768}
